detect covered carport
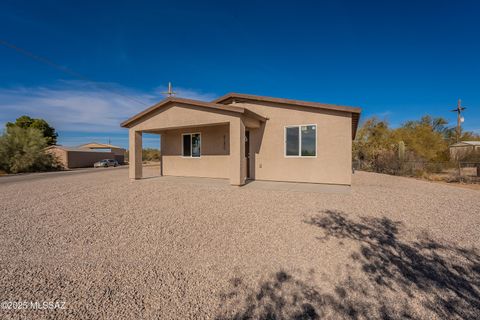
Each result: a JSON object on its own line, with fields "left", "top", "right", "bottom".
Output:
{"left": 120, "top": 97, "right": 266, "bottom": 185}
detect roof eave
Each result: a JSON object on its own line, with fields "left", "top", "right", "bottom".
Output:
{"left": 214, "top": 93, "right": 360, "bottom": 139}
{"left": 120, "top": 97, "right": 265, "bottom": 128}
{"left": 213, "top": 93, "right": 362, "bottom": 114}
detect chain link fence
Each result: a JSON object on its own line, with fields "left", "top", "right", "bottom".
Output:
{"left": 353, "top": 160, "right": 480, "bottom": 182}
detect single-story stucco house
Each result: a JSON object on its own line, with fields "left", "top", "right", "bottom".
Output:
{"left": 77, "top": 142, "right": 126, "bottom": 164}
{"left": 121, "top": 93, "right": 361, "bottom": 186}
{"left": 46, "top": 142, "right": 126, "bottom": 169}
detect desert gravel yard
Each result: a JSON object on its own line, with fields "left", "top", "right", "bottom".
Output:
{"left": 0, "top": 167, "right": 479, "bottom": 319}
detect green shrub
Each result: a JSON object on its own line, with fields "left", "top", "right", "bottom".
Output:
{"left": 0, "top": 126, "right": 60, "bottom": 173}
{"left": 142, "top": 148, "right": 160, "bottom": 161}
{"left": 353, "top": 115, "right": 479, "bottom": 177}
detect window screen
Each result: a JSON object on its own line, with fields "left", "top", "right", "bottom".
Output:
{"left": 301, "top": 125, "right": 316, "bottom": 156}
{"left": 192, "top": 134, "right": 201, "bottom": 157}
{"left": 285, "top": 125, "right": 316, "bottom": 157}
{"left": 182, "top": 133, "right": 201, "bottom": 157}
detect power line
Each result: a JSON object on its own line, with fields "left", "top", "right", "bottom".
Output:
{"left": 0, "top": 39, "right": 149, "bottom": 106}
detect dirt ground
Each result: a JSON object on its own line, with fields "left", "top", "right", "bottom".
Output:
{"left": 426, "top": 167, "right": 480, "bottom": 191}
{"left": 0, "top": 167, "right": 479, "bottom": 319}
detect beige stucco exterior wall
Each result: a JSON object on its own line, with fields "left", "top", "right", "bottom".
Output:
{"left": 161, "top": 124, "right": 230, "bottom": 179}
{"left": 129, "top": 103, "right": 235, "bottom": 131}
{"left": 125, "top": 100, "right": 353, "bottom": 185}
{"left": 129, "top": 130, "right": 142, "bottom": 179}
{"left": 68, "top": 151, "right": 115, "bottom": 168}
{"left": 46, "top": 148, "right": 68, "bottom": 169}
{"left": 78, "top": 143, "right": 126, "bottom": 164}
{"left": 229, "top": 117, "right": 246, "bottom": 185}
{"left": 233, "top": 101, "right": 353, "bottom": 185}
{"left": 127, "top": 103, "right": 248, "bottom": 185}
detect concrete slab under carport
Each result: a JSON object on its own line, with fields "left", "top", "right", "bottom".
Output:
{"left": 242, "top": 179, "right": 350, "bottom": 194}
{"left": 140, "top": 168, "right": 350, "bottom": 193}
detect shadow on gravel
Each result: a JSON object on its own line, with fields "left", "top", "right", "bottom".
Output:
{"left": 215, "top": 271, "right": 329, "bottom": 320}
{"left": 216, "top": 210, "right": 480, "bottom": 320}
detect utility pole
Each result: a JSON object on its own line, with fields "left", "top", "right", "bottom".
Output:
{"left": 162, "top": 82, "right": 176, "bottom": 97}
{"left": 451, "top": 99, "right": 466, "bottom": 143}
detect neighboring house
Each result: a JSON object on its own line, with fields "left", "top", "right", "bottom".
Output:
{"left": 77, "top": 142, "right": 126, "bottom": 164}
{"left": 46, "top": 146, "right": 116, "bottom": 169}
{"left": 121, "top": 93, "right": 361, "bottom": 186}
{"left": 46, "top": 142, "right": 126, "bottom": 169}
{"left": 449, "top": 141, "right": 480, "bottom": 160}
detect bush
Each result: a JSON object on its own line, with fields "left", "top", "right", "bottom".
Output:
{"left": 353, "top": 115, "right": 476, "bottom": 177}
{"left": 0, "top": 126, "right": 60, "bottom": 173}
{"left": 142, "top": 148, "right": 160, "bottom": 162}
{"left": 459, "top": 149, "right": 480, "bottom": 163}
{"left": 371, "top": 149, "right": 400, "bottom": 175}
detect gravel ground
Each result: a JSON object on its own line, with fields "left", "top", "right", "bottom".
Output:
{"left": 0, "top": 168, "right": 479, "bottom": 319}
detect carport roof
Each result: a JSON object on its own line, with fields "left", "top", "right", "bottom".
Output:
{"left": 120, "top": 97, "right": 267, "bottom": 128}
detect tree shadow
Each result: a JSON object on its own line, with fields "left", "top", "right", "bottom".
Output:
{"left": 305, "top": 210, "right": 480, "bottom": 319}
{"left": 216, "top": 270, "right": 356, "bottom": 320}
{"left": 216, "top": 211, "right": 480, "bottom": 319}
{"left": 215, "top": 269, "right": 413, "bottom": 320}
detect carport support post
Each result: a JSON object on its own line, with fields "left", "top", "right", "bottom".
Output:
{"left": 229, "top": 118, "right": 245, "bottom": 186}
{"left": 159, "top": 133, "right": 164, "bottom": 176}
{"left": 129, "top": 130, "right": 142, "bottom": 179}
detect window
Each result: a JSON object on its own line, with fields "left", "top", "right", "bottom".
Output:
{"left": 285, "top": 125, "right": 316, "bottom": 157}
{"left": 183, "top": 135, "right": 191, "bottom": 157}
{"left": 286, "top": 127, "right": 300, "bottom": 156}
{"left": 182, "top": 133, "right": 201, "bottom": 157}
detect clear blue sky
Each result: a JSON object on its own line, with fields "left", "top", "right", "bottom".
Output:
{"left": 1, "top": 0, "right": 479, "bottom": 148}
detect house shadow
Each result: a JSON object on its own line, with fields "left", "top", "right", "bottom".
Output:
{"left": 215, "top": 210, "right": 480, "bottom": 320}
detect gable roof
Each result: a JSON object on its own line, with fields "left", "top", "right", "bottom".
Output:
{"left": 213, "top": 93, "right": 362, "bottom": 139}
{"left": 77, "top": 142, "right": 124, "bottom": 149}
{"left": 45, "top": 145, "right": 114, "bottom": 153}
{"left": 120, "top": 97, "right": 267, "bottom": 128}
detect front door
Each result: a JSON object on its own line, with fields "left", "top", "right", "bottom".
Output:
{"left": 245, "top": 131, "right": 250, "bottom": 178}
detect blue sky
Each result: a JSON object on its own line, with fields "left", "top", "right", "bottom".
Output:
{"left": 1, "top": 0, "right": 479, "bottom": 149}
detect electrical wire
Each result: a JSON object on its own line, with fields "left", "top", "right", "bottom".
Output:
{"left": 0, "top": 39, "right": 149, "bottom": 106}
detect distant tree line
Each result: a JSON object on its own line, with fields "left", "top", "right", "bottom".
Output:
{"left": 0, "top": 116, "right": 60, "bottom": 174}
{"left": 2, "top": 113, "right": 479, "bottom": 176}
{"left": 353, "top": 115, "right": 480, "bottom": 175}
{"left": 6, "top": 115, "right": 58, "bottom": 146}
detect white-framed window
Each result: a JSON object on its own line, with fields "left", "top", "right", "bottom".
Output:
{"left": 284, "top": 124, "right": 317, "bottom": 157}
{"left": 182, "top": 133, "right": 201, "bottom": 157}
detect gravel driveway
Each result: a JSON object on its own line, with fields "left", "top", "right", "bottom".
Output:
{"left": 0, "top": 168, "right": 479, "bottom": 319}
